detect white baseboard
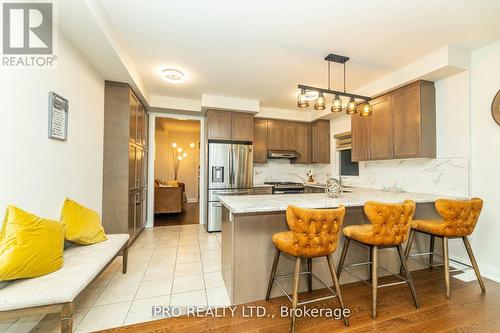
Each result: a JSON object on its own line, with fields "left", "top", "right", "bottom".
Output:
{"left": 450, "top": 254, "right": 500, "bottom": 283}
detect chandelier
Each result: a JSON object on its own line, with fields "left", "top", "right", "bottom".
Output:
{"left": 297, "top": 54, "right": 372, "bottom": 116}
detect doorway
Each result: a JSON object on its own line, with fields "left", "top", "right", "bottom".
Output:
{"left": 148, "top": 114, "right": 205, "bottom": 227}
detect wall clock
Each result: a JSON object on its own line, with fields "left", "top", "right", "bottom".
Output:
{"left": 493, "top": 90, "right": 500, "bottom": 126}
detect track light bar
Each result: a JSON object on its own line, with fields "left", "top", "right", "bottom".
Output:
{"left": 297, "top": 84, "right": 371, "bottom": 102}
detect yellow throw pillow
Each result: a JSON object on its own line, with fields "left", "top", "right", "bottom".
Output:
{"left": 0, "top": 205, "right": 64, "bottom": 281}
{"left": 61, "top": 198, "right": 107, "bottom": 245}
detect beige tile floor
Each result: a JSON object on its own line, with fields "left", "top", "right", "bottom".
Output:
{"left": 1, "top": 224, "right": 228, "bottom": 333}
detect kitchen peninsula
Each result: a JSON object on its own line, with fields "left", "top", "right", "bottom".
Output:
{"left": 219, "top": 187, "right": 460, "bottom": 305}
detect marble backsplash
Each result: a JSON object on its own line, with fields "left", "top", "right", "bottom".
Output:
{"left": 354, "top": 157, "right": 469, "bottom": 197}
{"left": 254, "top": 159, "right": 332, "bottom": 184}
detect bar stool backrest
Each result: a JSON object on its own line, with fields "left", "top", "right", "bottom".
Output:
{"left": 285, "top": 205, "right": 346, "bottom": 257}
{"left": 364, "top": 200, "right": 416, "bottom": 246}
{"left": 435, "top": 197, "right": 483, "bottom": 237}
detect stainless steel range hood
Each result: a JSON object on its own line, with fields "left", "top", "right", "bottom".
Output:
{"left": 267, "top": 150, "right": 299, "bottom": 159}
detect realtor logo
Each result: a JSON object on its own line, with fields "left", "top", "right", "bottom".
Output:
{"left": 2, "top": 1, "right": 56, "bottom": 67}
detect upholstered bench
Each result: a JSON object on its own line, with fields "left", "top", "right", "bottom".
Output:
{"left": 0, "top": 234, "right": 129, "bottom": 333}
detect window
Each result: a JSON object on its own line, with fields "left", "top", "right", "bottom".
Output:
{"left": 339, "top": 149, "right": 359, "bottom": 176}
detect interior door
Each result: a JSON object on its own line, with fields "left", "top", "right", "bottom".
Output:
{"left": 231, "top": 144, "right": 253, "bottom": 189}
{"left": 208, "top": 143, "right": 231, "bottom": 189}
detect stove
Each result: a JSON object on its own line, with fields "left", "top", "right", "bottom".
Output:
{"left": 264, "top": 182, "right": 305, "bottom": 194}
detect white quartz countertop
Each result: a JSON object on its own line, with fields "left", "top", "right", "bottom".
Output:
{"left": 219, "top": 187, "right": 462, "bottom": 214}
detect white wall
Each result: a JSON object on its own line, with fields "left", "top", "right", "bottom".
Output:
{"left": 254, "top": 160, "right": 331, "bottom": 184}
{"left": 0, "top": 34, "right": 104, "bottom": 220}
{"left": 155, "top": 130, "right": 200, "bottom": 202}
{"left": 469, "top": 40, "right": 500, "bottom": 279}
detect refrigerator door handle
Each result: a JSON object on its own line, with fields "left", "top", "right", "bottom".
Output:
{"left": 229, "top": 145, "right": 235, "bottom": 186}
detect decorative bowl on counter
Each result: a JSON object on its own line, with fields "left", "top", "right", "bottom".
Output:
{"left": 325, "top": 178, "right": 343, "bottom": 198}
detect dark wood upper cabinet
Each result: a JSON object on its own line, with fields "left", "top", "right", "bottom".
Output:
{"left": 351, "top": 80, "right": 436, "bottom": 161}
{"left": 294, "top": 123, "right": 310, "bottom": 164}
{"left": 281, "top": 124, "right": 296, "bottom": 151}
{"left": 129, "top": 93, "right": 138, "bottom": 142}
{"left": 369, "top": 95, "right": 393, "bottom": 160}
{"left": 351, "top": 108, "right": 370, "bottom": 162}
{"left": 207, "top": 110, "right": 232, "bottom": 140}
{"left": 103, "top": 82, "right": 148, "bottom": 242}
{"left": 267, "top": 122, "right": 283, "bottom": 150}
{"left": 207, "top": 110, "right": 254, "bottom": 142}
{"left": 392, "top": 81, "right": 436, "bottom": 159}
{"left": 311, "top": 120, "right": 330, "bottom": 163}
{"left": 231, "top": 113, "right": 254, "bottom": 142}
{"left": 253, "top": 119, "right": 268, "bottom": 163}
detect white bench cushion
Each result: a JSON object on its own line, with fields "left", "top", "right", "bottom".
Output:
{"left": 0, "top": 234, "right": 129, "bottom": 311}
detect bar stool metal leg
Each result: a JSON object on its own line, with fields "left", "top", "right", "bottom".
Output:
{"left": 371, "top": 245, "right": 378, "bottom": 319}
{"left": 369, "top": 246, "right": 373, "bottom": 282}
{"left": 397, "top": 245, "right": 419, "bottom": 308}
{"left": 266, "top": 249, "right": 280, "bottom": 300}
{"left": 337, "top": 237, "right": 350, "bottom": 278}
{"left": 462, "top": 236, "right": 486, "bottom": 293}
{"left": 291, "top": 257, "right": 301, "bottom": 333}
{"left": 326, "top": 255, "right": 349, "bottom": 327}
{"left": 400, "top": 229, "right": 415, "bottom": 276}
{"left": 307, "top": 258, "right": 312, "bottom": 292}
{"left": 443, "top": 236, "right": 450, "bottom": 298}
{"left": 429, "top": 235, "right": 435, "bottom": 269}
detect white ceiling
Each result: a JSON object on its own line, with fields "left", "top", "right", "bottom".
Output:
{"left": 100, "top": 0, "right": 500, "bottom": 110}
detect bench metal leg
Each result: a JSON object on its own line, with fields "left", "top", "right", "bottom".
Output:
{"left": 122, "top": 244, "right": 128, "bottom": 274}
{"left": 61, "top": 302, "right": 73, "bottom": 333}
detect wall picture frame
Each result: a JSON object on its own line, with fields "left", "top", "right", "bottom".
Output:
{"left": 48, "top": 91, "right": 69, "bottom": 141}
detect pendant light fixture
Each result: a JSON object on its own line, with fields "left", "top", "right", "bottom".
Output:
{"left": 360, "top": 101, "right": 373, "bottom": 117}
{"left": 297, "top": 88, "right": 309, "bottom": 108}
{"left": 297, "top": 53, "right": 372, "bottom": 116}
{"left": 314, "top": 92, "right": 326, "bottom": 110}
{"left": 346, "top": 97, "right": 357, "bottom": 114}
{"left": 331, "top": 94, "right": 343, "bottom": 112}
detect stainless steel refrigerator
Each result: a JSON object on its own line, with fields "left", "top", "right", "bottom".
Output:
{"left": 207, "top": 143, "right": 253, "bottom": 232}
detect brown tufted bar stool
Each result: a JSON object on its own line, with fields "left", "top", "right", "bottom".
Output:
{"left": 336, "top": 200, "right": 418, "bottom": 319}
{"left": 265, "top": 205, "right": 349, "bottom": 332}
{"left": 403, "top": 198, "right": 486, "bottom": 298}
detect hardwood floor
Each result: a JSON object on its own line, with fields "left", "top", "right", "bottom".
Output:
{"left": 154, "top": 202, "right": 199, "bottom": 226}
{"left": 98, "top": 268, "right": 500, "bottom": 332}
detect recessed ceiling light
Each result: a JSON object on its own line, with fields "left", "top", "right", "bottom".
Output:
{"left": 162, "top": 68, "right": 185, "bottom": 83}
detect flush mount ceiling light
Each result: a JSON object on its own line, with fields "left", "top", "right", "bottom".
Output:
{"left": 297, "top": 53, "right": 372, "bottom": 116}
{"left": 162, "top": 68, "right": 185, "bottom": 83}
